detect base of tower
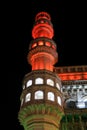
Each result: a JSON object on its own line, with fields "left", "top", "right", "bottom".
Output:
{"left": 18, "top": 102, "right": 64, "bottom": 130}
{"left": 22, "top": 114, "right": 60, "bottom": 130}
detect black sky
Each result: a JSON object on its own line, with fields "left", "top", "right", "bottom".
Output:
{"left": 8, "top": 0, "right": 87, "bottom": 130}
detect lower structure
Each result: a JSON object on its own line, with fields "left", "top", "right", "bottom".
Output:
{"left": 18, "top": 12, "right": 87, "bottom": 130}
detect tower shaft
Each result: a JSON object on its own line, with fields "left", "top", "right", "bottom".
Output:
{"left": 18, "top": 12, "right": 64, "bottom": 130}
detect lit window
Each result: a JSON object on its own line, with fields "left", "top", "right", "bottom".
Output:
{"left": 47, "top": 92, "right": 54, "bottom": 101}
{"left": 38, "top": 41, "right": 44, "bottom": 46}
{"left": 52, "top": 45, "right": 56, "bottom": 50}
{"left": 23, "top": 85, "right": 25, "bottom": 89}
{"left": 47, "top": 79, "right": 54, "bottom": 86}
{"left": 35, "top": 90, "right": 44, "bottom": 99}
{"left": 73, "top": 85, "right": 76, "bottom": 89}
{"left": 67, "top": 86, "right": 70, "bottom": 89}
{"left": 25, "top": 93, "right": 31, "bottom": 102}
{"left": 45, "top": 42, "right": 51, "bottom": 47}
{"left": 35, "top": 78, "right": 43, "bottom": 84}
{"left": 76, "top": 102, "right": 85, "bottom": 108}
{"left": 21, "top": 98, "right": 23, "bottom": 106}
{"left": 32, "top": 43, "right": 37, "bottom": 48}
{"left": 26, "top": 80, "right": 32, "bottom": 87}
{"left": 40, "top": 20, "right": 44, "bottom": 23}
{"left": 56, "top": 83, "right": 60, "bottom": 90}
{"left": 78, "top": 85, "right": 82, "bottom": 89}
{"left": 84, "top": 85, "right": 87, "bottom": 89}
{"left": 57, "top": 96, "right": 61, "bottom": 105}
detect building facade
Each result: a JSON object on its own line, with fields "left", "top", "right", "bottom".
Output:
{"left": 18, "top": 12, "right": 87, "bottom": 130}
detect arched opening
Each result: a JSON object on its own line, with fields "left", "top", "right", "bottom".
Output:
{"left": 47, "top": 92, "right": 55, "bottom": 101}
{"left": 35, "top": 90, "right": 44, "bottom": 99}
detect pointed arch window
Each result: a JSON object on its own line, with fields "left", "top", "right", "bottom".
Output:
{"left": 26, "top": 80, "right": 32, "bottom": 87}
{"left": 23, "top": 85, "right": 25, "bottom": 89}
{"left": 32, "top": 43, "right": 37, "bottom": 48}
{"left": 38, "top": 41, "right": 44, "bottom": 46}
{"left": 56, "top": 83, "right": 60, "bottom": 90}
{"left": 35, "top": 90, "right": 44, "bottom": 99}
{"left": 47, "top": 79, "right": 54, "bottom": 86}
{"left": 52, "top": 45, "right": 56, "bottom": 50}
{"left": 47, "top": 92, "right": 54, "bottom": 101}
{"left": 35, "top": 78, "right": 43, "bottom": 84}
{"left": 45, "top": 42, "right": 51, "bottom": 47}
{"left": 25, "top": 93, "right": 31, "bottom": 102}
{"left": 57, "top": 96, "right": 61, "bottom": 106}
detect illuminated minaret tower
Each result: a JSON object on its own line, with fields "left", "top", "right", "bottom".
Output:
{"left": 18, "top": 12, "right": 64, "bottom": 130}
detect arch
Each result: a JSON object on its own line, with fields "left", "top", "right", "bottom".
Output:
{"left": 26, "top": 80, "right": 32, "bottom": 87}
{"left": 56, "top": 83, "right": 60, "bottom": 90}
{"left": 35, "top": 90, "right": 44, "bottom": 99}
{"left": 47, "top": 79, "right": 54, "bottom": 86}
{"left": 25, "top": 93, "right": 31, "bottom": 102}
{"left": 23, "top": 85, "right": 25, "bottom": 89}
{"left": 57, "top": 96, "right": 61, "bottom": 105}
{"left": 82, "top": 96, "right": 87, "bottom": 102}
{"left": 47, "top": 92, "right": 55, "bottom": 101}
{"left": 65, "top": 98, "right": 76, "bottom": 108}
{"left": 35, "top": 78, "right": 43, "bottom": 84}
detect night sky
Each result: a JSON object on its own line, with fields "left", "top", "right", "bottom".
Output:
{"left": 8, "top": 1, "right": 87, "bottom": 130}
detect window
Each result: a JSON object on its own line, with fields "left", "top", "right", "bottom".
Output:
{"left": 25, "top": 93, "right": 31, "bottom": 102}
{"left": 32, "top": 43, "right": 37, "bottom": 48}
{"left": 52, "top": 45, "right": 56, "bottom": 50}
{"left": 47, "top": 92, "right": 54, "bottom": 101}
{"left": 84, "top": 85, "right": 87, "bottom": 88}
{"left": 23, "top": 85, "right": 25, "bottom": 89}
{"left": 56, "top": 83, "right": 60, "bottom": 90}
{"left": 35, "top": 90, "right": 44, "bottom": 99}
{"left": 38, "top": 41, "right": 44, "bottom": 46}
{"left": 78, "top": 85, "right": 82, "bottom": 89}
{"left": 40, "top": 20, "right": 44, "bottom": 23}
{"left": 57, "top": 96, "right": 61, "bottom": 105}
{"left": 73, "top": 85, "right": 77, "bottom": 89}
{"left": 45, "top": 42, "right": 51, "bottom": 47}
{"left": 26, "top": 80, "right": 32, "bottom": 87}
{"left": 35, "top": 78, "right": 43, "bottom": 84}
{"left": 47, "top": 79, "right": 54, "bottom": 86}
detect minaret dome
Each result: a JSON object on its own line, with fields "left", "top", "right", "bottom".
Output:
{"left": 32, "top": 11, "right": 54, "bottom": 39}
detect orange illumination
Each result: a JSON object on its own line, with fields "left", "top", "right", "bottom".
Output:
{"left": 83, "top": 73, "right": 87, "bottom": 79}
{"left": 27, "top": 12, "right": 58, "bottom": 72}
{"left": 75, "top": 75, "right": 81, "bottom": 80}
{"left": 30, "top": 52, "right": 54, "bottom": 71}
{"left": 32, "top": 43, "right": 37, "bottom": 48}
{"left": 61, "top": 76, "right": 68, "bottom": 80}
{"left": 40, "top": 20, "right": 44, "bottom": 23}
{"left": 32, "top": 24, "right": 54, "bottom": 39}
{"left": 69, "top": 75, "right": 75, "bottom": 80}
{"left": 38, "top": 41, "right": 44, "bottom": 46}
{"left": 58, "top": 72, "right": 87, "bottom": 81}
{"left": 35, "top": 12, "right": 51, "bottom": 21}
{"left": 45, "top": 42, "right": 51, "bottom": 47}
{"left": 52, "top": 45, "right": 56, "bottom": 50}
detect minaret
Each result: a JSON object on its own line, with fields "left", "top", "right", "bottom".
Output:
{"left": 18, "top": 12, "right": 64, "bottom": 130}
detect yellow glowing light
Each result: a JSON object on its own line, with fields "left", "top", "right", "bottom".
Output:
{"left": 32, "top": 43, "right": 37, "bottom": 48}
{"left": 45, "top": 42, "right": 51, "bottom": 47}
{"left": 38, "top": 41, "right": 44, "bottom": 46}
